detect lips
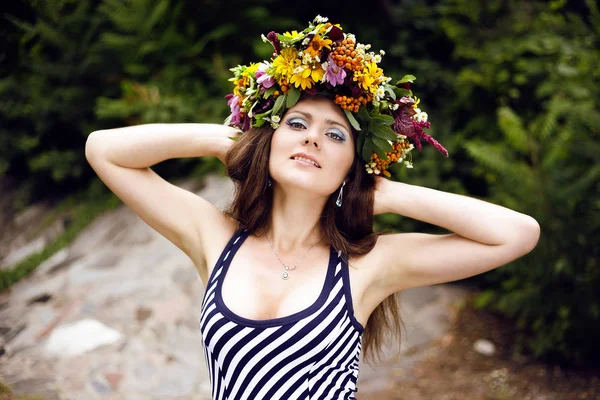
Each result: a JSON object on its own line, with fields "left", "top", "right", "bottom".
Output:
{"left": 290, "top": 152, "right": 321, "bottom": 168}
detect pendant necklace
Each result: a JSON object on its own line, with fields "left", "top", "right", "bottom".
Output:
{"left": 266, "top": 234, "right": 323, "bottom": 280}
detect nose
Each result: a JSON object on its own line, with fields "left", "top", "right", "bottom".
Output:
{"left": 303, "top": 127, "right": 320, "bottom": 149}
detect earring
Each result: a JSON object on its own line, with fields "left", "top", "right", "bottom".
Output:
{"left": 267, "top": 177, "right": 272, "bottom": 187}
{"left": 336, "top": 181, "right": 346, "bottom": 207}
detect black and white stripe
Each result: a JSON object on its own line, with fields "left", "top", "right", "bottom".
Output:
{"left": 200, "top": 230, "right": 364, "bottom": 399}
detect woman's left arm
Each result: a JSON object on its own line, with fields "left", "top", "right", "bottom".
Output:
{"left": 369, "top": 177, "right": 540, "bottom": 293}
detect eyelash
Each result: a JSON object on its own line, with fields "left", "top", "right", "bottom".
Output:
{"left": 286, "top": 119, "right": 345, "bottom": 142}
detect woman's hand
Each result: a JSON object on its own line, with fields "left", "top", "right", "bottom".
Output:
{"left": 373, "top": 176, "right": 390, "bottom": 215}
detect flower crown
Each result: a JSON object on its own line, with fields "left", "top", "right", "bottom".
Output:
{"left": 225, "top": 15, "right": 448, "bottom": 177}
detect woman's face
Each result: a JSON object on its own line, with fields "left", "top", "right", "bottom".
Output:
{"left": 269, "top": 97, "right": 355, "bottom": 196}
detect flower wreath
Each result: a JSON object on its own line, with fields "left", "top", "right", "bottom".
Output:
{"left": 225, "top": 15, "right": 448, "bottom": 177}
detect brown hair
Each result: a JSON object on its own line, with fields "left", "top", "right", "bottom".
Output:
{"left": 224, "top": 118, "right": 403, "bottom": 364}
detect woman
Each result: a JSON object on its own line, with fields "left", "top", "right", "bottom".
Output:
{"left": 86, "top": 16, "right": 540, "bottom": 400}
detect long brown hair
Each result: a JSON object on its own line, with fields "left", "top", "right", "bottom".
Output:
{"left": 224, "top": 116, "right": 403, "bottom": 364}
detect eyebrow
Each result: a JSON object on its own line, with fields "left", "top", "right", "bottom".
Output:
{"left": 287, "top": 110, "right": 351, "bottom": 133}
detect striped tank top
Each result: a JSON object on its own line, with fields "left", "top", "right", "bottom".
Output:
{"left": 199, "top": 229, "right": 365, "bottom": 400}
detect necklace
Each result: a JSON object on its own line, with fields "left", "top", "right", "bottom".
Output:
{"left": 266, "top": 234, "right": 323, "bottom": 280}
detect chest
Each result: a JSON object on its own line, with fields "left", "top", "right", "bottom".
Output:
{"left": 220, "top": 244, "right": 333, "bottom": 321}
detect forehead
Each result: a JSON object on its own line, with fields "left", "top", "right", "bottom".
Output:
{"left": 286, "top": 98, "right": 350, "bottom": 129}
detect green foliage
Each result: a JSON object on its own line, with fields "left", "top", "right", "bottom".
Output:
{"left": 438, "top": 0, "right": 600, "bottom": 363}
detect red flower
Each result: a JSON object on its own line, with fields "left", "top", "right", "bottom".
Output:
{"left": 392, "top": 105, "right": 449, "bottom": 157}
{"left": 266, "top": 31, "right": 281, "bottom": 55}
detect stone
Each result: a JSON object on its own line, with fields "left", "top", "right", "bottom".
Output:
{"left": 473, "top": 338, "right": 496, "bottom": 356}
{"left": 104, "top": 372, "right": 123, "bottom": 390}
{"left": 136, "top": 307, "right": 152, "bottom": 322}
{"left": 90, "top": 379, "right": 112, "bottom": 395}
{"left": 45, "top": 319, "right": 121, "bottom": 357}
{"left": 1, "top": 237, "right": 46, "bottom": 270}
{"left": 34, "top": 248, "right": 69, "bottom": 276}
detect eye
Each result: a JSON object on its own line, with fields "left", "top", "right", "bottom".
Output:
{"left": 286, "top": 118, "right": 307, "bottom": 130}
{"left": 327, "top": 130, "right": 346, "bottom": 142}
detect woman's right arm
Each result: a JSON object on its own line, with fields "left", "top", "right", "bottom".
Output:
{"left": 85, "top": 123, "right": 239, "bottom": 279}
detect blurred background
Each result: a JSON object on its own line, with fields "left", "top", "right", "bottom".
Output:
{"left": 0, "top": 0, "right": 598, "bottom": 399}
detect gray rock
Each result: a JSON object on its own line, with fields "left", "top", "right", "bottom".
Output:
{"left": 474, "top": 338, "right": 496, "bottom": 356}
{"left": 45, "top": 319, "right": 122, "bottom": 357}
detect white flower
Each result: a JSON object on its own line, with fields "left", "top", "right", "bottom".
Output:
{"left": 302, "top": 37, "right": 310, "bottom": 46}
{"left": 374, "top": 169, "right": 380, "bottom": 174}
{"left": 376, "top": 86, "right": 385, "bottom": 100}
{"left": 416, "top": 111, "right": 428, "bottom": 122}
{"left": 374, "top": 54, "right": 382, "bottom": 63}
{"left": 271, "top": 115, "right": 281, "bottom": 123}
{"left": 261, "top": 34, "right": 269, "bottom": 43}
{"left": 315, "top": 15, "right": 329, "bottom": 23}
{"left": 380, "top": 50, "right": 386, "bottom": 55}
{"left": 365, "top": 44, "right": 371, "bottom": 50}
{"left": 390, "top": 103, "right": 400, "bottom": 110}
{"left": 413, "top": 108, "right": 421, "bottom": 114}
{"left": 404, "top": 161, "right": 413, "bottom": 168}
{"left": 366, "top": 167, "right": 373, "bottom": 174}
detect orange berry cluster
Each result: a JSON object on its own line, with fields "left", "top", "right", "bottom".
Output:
{"left": 334, "top": 94, "right": 371, "bottom": 112}
{"left": 368, "top": 141, "right": 411, "bottom": 177}
{"left": 331, "top": 38, "right": 364, "bottom": 72}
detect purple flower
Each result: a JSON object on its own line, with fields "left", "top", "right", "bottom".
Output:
{"left": 255, "top": 70, "right": 276, "bottom": 89}
{"left": 324, "top": 54, "right": 346, "bottom": 86}
{"left": 393, "top": 106, "right": 416, "bottom": 136}
{"left": 226, "top": 93, "right": 242, "bottom": 127}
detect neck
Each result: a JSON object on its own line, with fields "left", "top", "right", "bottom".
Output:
{"left": 267, "top": 184, "right": 327, "bottom": 254}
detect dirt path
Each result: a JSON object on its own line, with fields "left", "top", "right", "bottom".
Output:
{"left": 0, "top": 174, "right": 468, "bottom": 399}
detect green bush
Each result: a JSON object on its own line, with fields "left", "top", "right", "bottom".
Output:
{"left": 436, "top": 0, "right": 600, "bottom": 364}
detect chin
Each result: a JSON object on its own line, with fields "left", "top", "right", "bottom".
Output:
{"left": 273, "top": 171, "right": 332, "bottom": 196}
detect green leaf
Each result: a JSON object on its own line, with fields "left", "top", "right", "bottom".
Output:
{"left": 373, "top": 145, "right": 389, "bottom": 161}
{"left": 286, "top": 87, "right": 301, "bottom": 108}
{"left": 356, "top": 132, "right": 366, "bottom": 154}
{"left": 497, "top": 106, "right": 530, "bottom": 153}
{"left": 263, "top": 86, "right": 277, "bottom": 99}
{"left": 396, "top": 74, "right": 416, "bottom": 84}
{"left": 371, "top": 135, "right": 394, "bottom": 153}
{"left": 361, "top": 137, "right": 374, "bottom": 162}
{"left": 252, "top": 118, "right": 266, "bottom": 128}
{"left": 473, "top": 290, "right": 495, "bottom": 309}
{"left": 369, "top": 113, "right": 394, "bottom": 126}
{"left": 370, "top": 124, "right": 398, "bottom": 141}
{"left": 392, "top": 87, "right": 412, "bottom": 98}
{"left": 272, "top": 93, "right": 287, "bottom": 116}
{"left": 253, "top": 110, "right": 272, "bottom": 121}
{"left": 383, "top": 84, "right": 397, "bottom": 100}
{"left": 357, "top": 105, "right": 370, "bottom": 122}
{"left": 344, "top": 109, "right": 361, "bottom": 131}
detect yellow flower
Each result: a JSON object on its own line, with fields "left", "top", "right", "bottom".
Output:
{"left": 272, "top": 48, "right": 299, "bottom": 81}
{"left": 283, "top": 30, "right": 304, "bottom": 40}
{"left": 308, "top": 64, "right": 325, "bottom": 83}
{"left": 412, "top": 96, "right": 421, "bottom": 109}
{"left": 245, "top": 63, "right": 259, "bottom": 77}
{"left": 304, "top": 34, "right": 332, "bottom": 59}
{"left": 291, "top": 67, "right": 315, "bottom": 90}
{"left": 353, "top": 60, "right": 384, "bottom": 93}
